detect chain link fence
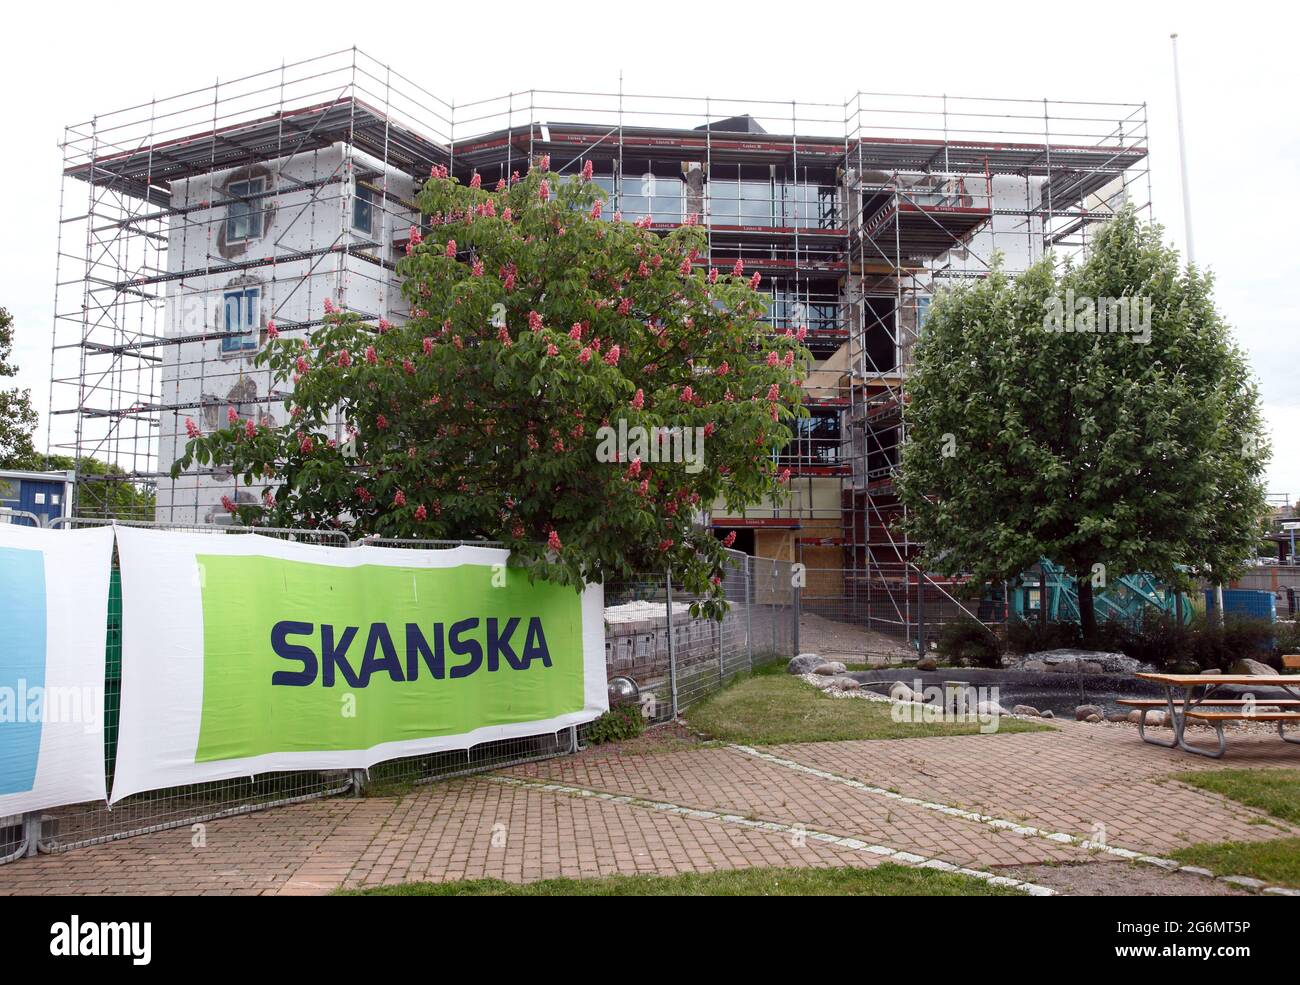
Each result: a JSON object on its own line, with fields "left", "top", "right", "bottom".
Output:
{"left": 3, "top": 522, "right": 800, "bottom": 862}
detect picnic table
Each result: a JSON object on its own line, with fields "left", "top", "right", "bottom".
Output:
{"left": 1125, "top": 672, "right": 1300, "bottom": 758}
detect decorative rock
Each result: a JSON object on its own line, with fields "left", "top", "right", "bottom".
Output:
{"left": 1126, "top": 710, "right": 1143, "bottom": 725}
{"left": 976, "top": 699, "right": 1009, "bottom": 717}
{"left": 831, "top": 676, "right": 861, "bottom": 691}
{"left": 890, "top": 682, "right": 918, "bottom": 703}
{"left": 813, "top": 661, "right": 848, "bottom": 676}
{"left": 1012, "top": 704, "right": 1041, "bottom": 718}
{"left": 1178, "top": 865, "right": 1215, "bottom": 878}
{"left": 1200, "top": 668, "right": 1224, "bottom": 675}
{"left": 1022, "top": 659, "right": 1048, "bottom": 673}
{"left": 1075, "top": 704, "right": 1105, "bottom": 721}
{"left": 1051, "top": 659, "right": 1080, "bottom": 674}
{"left": 1146, "top": 711, "right": 1168, "bottom": 727}
{"left": 1230, "top": 657, "right": 1275, "bottom": 676}
{"left": 1040, "top": 710, "right": 1055, "bottom": 719}
{"left": 916, "top": 657, "right": 938, "bottom": 672}
{"left": 1080, "top": 661, "right": 1104, "bottom": 675}
{"left": 1084, "top": 713, "right": 1102, "bottom": 723}
{"left": 1018, "top": 648, "right": 1146, "bottom": 675}
{"left": 1105, "top": 712, "right": 1130, "bottom": 723}
{"left": 788, "top": 653, "right": 824, "bottom": 675}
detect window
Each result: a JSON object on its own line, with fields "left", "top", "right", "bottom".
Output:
{"left": 33, "top": 492, "right": 46, "bottom": 505}
{"left": 352, "top": 183, "right": 375, "bottom": 235}
{"left": 226, "top": 178, "right": 265, "bottom": 243}
{"left": 222, "top": 287, "right": 261, "bottom": 353}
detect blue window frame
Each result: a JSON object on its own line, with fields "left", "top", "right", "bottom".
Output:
{"left": 222, "top": 288, "right": 260, "bottom": 353}
{"left": 226, "top": 178, "right": 265, "bottom": 242}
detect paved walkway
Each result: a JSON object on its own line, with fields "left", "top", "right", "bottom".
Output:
{"left": 2, "top": 720, "right": 1297, "bottom": 895}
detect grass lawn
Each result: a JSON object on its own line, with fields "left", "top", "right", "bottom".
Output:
{"left": 1167, "top": 769, "right": 1300, "bottom": 886}
{"left": 338, "top": 863, "right": 1025, "bottom": 896}
{"left": 1174, "top": 768, "right": 1300, "bottom": 825}
{"left": 1169, "top": 838, "right": 1300, "bottom": 888}
{"left": 684, "top": 672, "right": 1053, "bottom": 745}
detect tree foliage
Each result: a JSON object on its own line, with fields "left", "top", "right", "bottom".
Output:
{"left": 899, "top": 208, "right": 1268, "bottom": 639}
{"left": 0, "top": 307, "right": 39, "bottom": 468}
{"left": 174, "top": 159, "right": 808, "bottom": 612}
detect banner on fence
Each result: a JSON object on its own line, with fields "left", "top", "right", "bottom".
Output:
{"left": 0, "top": 525, "right": 113, "bottom": 816}
{"left": 110, "top": 527, "right": 606, "bottom": 802}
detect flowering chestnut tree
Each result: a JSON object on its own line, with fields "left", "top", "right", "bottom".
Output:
{"left": 173, "top": 158, "right": 809, "bottom": 614}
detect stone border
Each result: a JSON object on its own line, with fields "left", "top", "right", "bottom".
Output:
{"left": 731, "top": 744, "right": 1300, "bottom": 896}
{"left": 485, "top": 775, "right": 1057, "bottom": 896}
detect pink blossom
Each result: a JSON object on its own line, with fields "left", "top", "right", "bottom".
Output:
{"left": 766, "top": 351, "right": 780, "bottom": 367}
{"left": 604, "top": 344, "right": 620, "bottom": 365}
{"left": 403, "top": 358, "right": 415, "bottom": 375}
{"left": 414, "top": 503, "right": 428, "bottom": 521}
{"left": 547, "top": 529, "right": 562, "bottom": 552}
{"left": 263, "top": 489, "right": 275, "bottom": 507}
{"left": 378, "top": 318, "right": 391, "bottom": 333}
{"left": 630, "top": 388, "right": 644, "bottom": 410}
{"left": 408, "top": 226, "right": 422, "bottom": 247}
{"left": 681, "top": 385, "right": 694, "bottom": 403}
{"left": 658, "top": 539, "right": 674, "bottom": 552}
{"left": 578, "top": 347, "right": 592, "bottom": 365}
{"left": 527, "top": 434, "right": 539, "bottom": 451}
{"left": 783, "top": 351, "right": 794, "bottom": 368}
{"left": 678, "top": 257, "right": 692, "bottom": 276}
{"left": 612, "top": 210, "right": 623, "bottom": 223}
{"left": 221, "top": 495, "right": 236, "bottom": 514}
{"left": 244, "top": 419, "right": 256, "bottom": 439}
{"left": 528, "top": 310, "right": 544, "bottom": 332}
{"left": 716, "top": 361, "right": 729, "bottom": 376}
{"left": 732, "top": 258, "right": 744, "bottom": 276}
{"left": 227, "top": 406, "right": 239, "bottom": 425}
{"left": 627, "top": 458, "right": 642, "bottom": 478}
{"left": 496, "top": 178, "right": 507, "bottom": 191}
{"left": 539, "top": 180, "right": 550, "bottom": 202}
{"left": 299, "top": 433, "right": 314, "bottom": 455}
{"left": 581, "top": 159, "right": 594, "bottom": 181}
{"left": 546, "top": 342, "right": 559, "bottom": 357}
{"left": 470, "top": 172, "right": 482, "bottom": 189}
{"left": 498, "top": 325, "right": 512, "bottom": 347}
{"left": 444, "top": 239, "right": 457, "bottom": 258}
{"left": 795, "top": 325, "right": 808, "bottom": 342}
{"left": 365, "top": 346, "right": 377, "bottom": 365}
{"left": 376, "top": 413, "right": 389, "bottom": 430}
{"left": 708, "top": 268, "right": 719, "bottom": 285}
{"left": 266, "top": 320, "right": 279, "bottom": 338}
{"left": 338, "top": 349, "right": 352, "bottom": 368}
{"left": 394, "top": 489, "right": 406, "bottom": 507}
{"left": 638, "top": 261, "right": 650, "bottom": 278}
{"left": 296, "top": 355, "right": 311, "bottom": 375}
{"left": 471, "top": 258, "right": 484, "bottom": 277}
{"left": 502, "top": 207, "right": 512, "bottom": 222}
{"left": 324, "top": 298, "right": 336, "bottom": 314}
{"left": 722, "top": 530, "right": 737, "bottom": 547}
{"left": 185, "top": 417, "right": 200, "bottom": 439}
{"left": 704, "top": 422, "right": 716, "bottom": 438}
{"left": 779, "top": 468, "right": 791, "bottom": 483}
{"left": 684, "top": 213, "right": 698, "bottom": 226}
{"left": 569, "top": 323, "right": 583, "bottom": 341}
{"left": 590, "top": 199, "right": 603, "bottom": 220}
{"left": 502, "top": 262, "right": 516, "bottom": 291}
{"left": 423, "top": 337, "right": 433, "bottom": 356}
{"left": 750, "top": 272, "right": 761, "bottom": 289}
{"left": 767, "top": 383, "right": 780, "bottom": 401}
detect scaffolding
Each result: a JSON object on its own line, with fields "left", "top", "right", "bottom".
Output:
{"left": 50, "top": 50, "right": 1150, "bottom": 630}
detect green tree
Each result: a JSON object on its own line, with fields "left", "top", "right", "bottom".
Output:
{"left": 899, "top": 208, "right": 1269, "bottom": 643}
{"left": 174, "top": 159, "right": 808, "bottom": 614}
{"left": 0, "top": 307, "right": 39, "bottom": 467}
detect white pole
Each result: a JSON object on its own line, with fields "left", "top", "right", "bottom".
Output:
{"left": 1170, "top": 32, "right": 1195, "bottom": 266}
{"left": 1173, "top": 32, "right": 1222, "bottom": 622}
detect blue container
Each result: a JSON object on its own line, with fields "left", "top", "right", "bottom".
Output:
{"left": 1204, "top": 588, "right": 1277, "bottom": 622}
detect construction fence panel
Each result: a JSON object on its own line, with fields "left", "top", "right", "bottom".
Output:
{"left": 4, "top": 523, "right": 799, "bottom": 862}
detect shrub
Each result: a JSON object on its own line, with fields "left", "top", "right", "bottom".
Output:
{"left": 1003, "top": 619, "right": 1082, "bottom": 655}
{"left": 584, "top": 704, "right": 646, "bottom": 745}
{"left": 936, "top": 621, "right": 1003, "bottom": 668}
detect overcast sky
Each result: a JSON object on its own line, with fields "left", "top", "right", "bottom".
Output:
{"left": 2, "top": 1, "right": 1296, "bottom": 499}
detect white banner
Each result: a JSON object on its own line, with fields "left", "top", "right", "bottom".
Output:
{"left": 112, "top": 527, "right": 606, "bottom": 802}
{"left": 0, "top": 525, "right": 113, "bottom": 818}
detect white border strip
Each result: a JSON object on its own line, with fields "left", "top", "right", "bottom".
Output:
{"left": 485, "top": 774, "right": 1056, "bottom": 896}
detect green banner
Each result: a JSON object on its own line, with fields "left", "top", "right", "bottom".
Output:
{"left": 195, "top": 555, "right": 585, "bottom": 761}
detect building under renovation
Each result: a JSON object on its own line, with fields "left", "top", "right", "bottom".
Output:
{"left": 49, "top": 49, "right": 1151, "bottom": 635}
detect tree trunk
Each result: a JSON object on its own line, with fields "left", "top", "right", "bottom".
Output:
{"left": 1077, "top": 573, "right": 1098, "bottom": 647}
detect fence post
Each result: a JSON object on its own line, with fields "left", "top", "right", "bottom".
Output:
{"left": 665, "top": 568, "right": 679, "bottom": 719}
{"left": 21, "top": 812, "right": 40, "bottom": 857}
{"left": 744, "top": 555, "right": 754, "bottom": 672}
{"left": 348, "top": 769, "right": 368, "bottom": 797}
{"left": 792, "top": 568, "right": 801, "bottom": 657}
{"left": 915, "top": 564, "right": 926, "bottom": 656}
